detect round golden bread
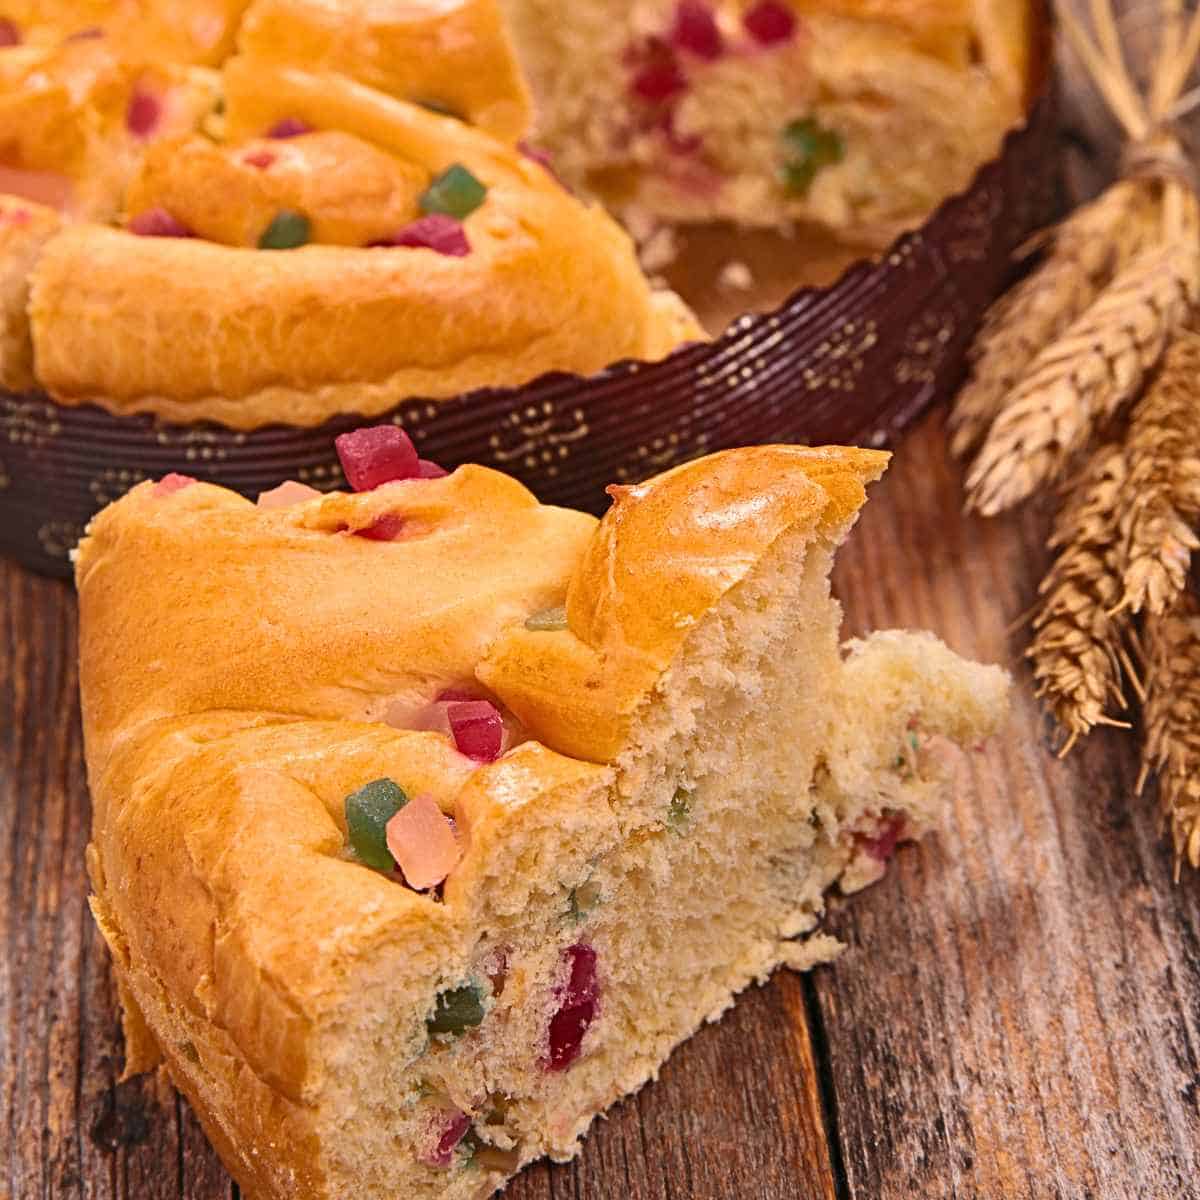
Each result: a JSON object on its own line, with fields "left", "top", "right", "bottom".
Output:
{"left": 0, "top": 0, "right": 701, "bottom": 428}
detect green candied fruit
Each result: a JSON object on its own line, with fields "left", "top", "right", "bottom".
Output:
{"left": 427, "top": 982, "right": 486, "bottom": 1036}
{"left": 344, "top": 778, "right": 408, "bottom": 871}
{"left": 667, "top": 786, "right": 693, "bottom": 833}
{"left": 258, "top": 209, "right": 311, "bottom": 250}
{"left": 420, "top": 164, "right": 488, "bottom": 220}
{"left": 568, "top": 878, "right": 602, "bottom": 922}
{"left": 524, "top": 605, "right": 568, "bottom": 632}
{"left": 779, "top": 117, "right": 844, "bottom": 196}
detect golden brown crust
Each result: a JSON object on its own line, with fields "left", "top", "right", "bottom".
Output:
{"left": 236, "top": 0, "right": 532, "bottom": 143}
{"left": 25, "top": 61, "right": 698, "bottom": 428}
{"left": 478, "top": 445, "right": 889, "bottom": 761}
{"left": 0, "top": 196, "right": 59, "bottom": 390}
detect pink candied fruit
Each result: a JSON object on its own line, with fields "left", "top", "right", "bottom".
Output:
{"left": 335, "top": 425, "right": 419, "bottom": 491}
{"left": 631, "top": 56, "right": 687, "bottom": 103}
{"left": 355, "top": 513, "right": 405, "bottom": 542}
{"left": 376, "top": 214, "right": 470, "bottom": 257}
{"left": 422, "top": 1110, "right": 471, "bottom": 1168}
{"left": 418, "top": 459, "right": 449, "bottom": 479}
{"left": 0, "top": 18, "right": 20, "bottom": 46}
{"left": 670, "top": 1, "right": 723, "bottom": 60}
{"left": 128, "top": 207, "right": 193, "bottom": 238}
{"left": 861, "top": 814, "right": 906, "bottom": 864}
{"left": 257, "top": 480, "right": 321, "bottom": 510}
{"left": 743, "top": 1, "right": 797, "bottom": 45}
{"left": 243, "top": 149, "right": 276, "bottom": 170}
{"left": 545, "top": 943, "right": 598, "bottom": 1072}
{"left": 386, "top": 794, "right": 462, "bottom": 892}
{"left": 153, "top": 473, "right": 195, "bottom": 497}
{"left": 126, "top": 88, "right": 162, "bottom": 138}
{"left": 447, "top": 700, "right": 503, "bottom": 763}
{"left": 267, "top": 116, "right": 312, "bottom": 139}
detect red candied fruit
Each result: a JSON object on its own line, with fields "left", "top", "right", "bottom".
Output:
{"left": 545, "top": 943, "right": 598, "bottom": 1072}
{"left": 243, "top": 149, "right": 276, "bottom": 170}
{"left": 424, "top": 1110, "right": 471, "bottom": 1167}
{"left": 447, "top": 700, "right": 503, "bottom": 762}
{"left": 355, "top": 513, "right": 405, "bottom": 542}
{"left": 418, "top": 459, "right": 449, "bottom": 479}
{"left": 861, "top": 814, "right": 906, "bottom": 864}
{"left": 335, "top": 425, "right": 419, "bottom": 491}
{"left": 376, "top": 214, "right": 470, "bottom": 257}
{"left": 126, "top": 88, "right": 162, "bottom": 137}
{"left": 153, "top": 473, "right": 196, "bottom": 497}
{"left": 267, "top": 116, "right": 312, "bottom": 139}
{"left": 128, "top": 207, "right": 193, "bottom": 238}
{"left": 0, "top": 18, "right": 20, "bottom": 46}
{"left": 743, "top": 1, "right": 797, "bottom": 45}
{"left": 631, "top": 56, "right": 687, "bottom": 103}
{"left": 670, "top": 1, "right": 723, "bottom": 59}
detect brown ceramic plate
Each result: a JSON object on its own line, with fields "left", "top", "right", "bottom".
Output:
{"left": 0, "top": 35, "right": 1056, "bottom": 578}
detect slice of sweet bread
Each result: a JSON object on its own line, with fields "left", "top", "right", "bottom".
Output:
{"left": 76, "top": 431, "right": 1008, "bottom": 1199}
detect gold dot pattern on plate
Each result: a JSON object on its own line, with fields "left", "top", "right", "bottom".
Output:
{"left": 893, "top": 310, "right": 956, "bottom": 388}
{"left": 2, "top": 398, "right": 62, "bottom": 447}
{"left": 38, "top": 520, "right": 85, "bottom": 560}
{"left": 797, "top": 318, "right": 879, "bottom": 394}
{"left": 489, "top": 402, "right": 589, "bottom": 479}
{"left": 89, "top": 466, "right": 148, "bottom": 508}
{"left": 153, "top": 427, "right": 244, "bottom": 461}
{"left": 947, "top": 186, "right": 1003, "bottom": 265}
{"left": 295, "top": 461, "right": 344, "bottom": 489}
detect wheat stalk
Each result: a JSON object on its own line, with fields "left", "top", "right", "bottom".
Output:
{"left": 1118, "top": 330, "right": 1200, "bottom": 614}
{"left": 964, "top": 229, "right": 1200, "bottom": 517}
{"left": 1028, "top": 443, "right": 1135, "bottom": 752}
{"left": 949, "top": 182, "right": 1153, "bottom": 458}
{"left": 1139, "top": 590, "right": 1200, "bottom": 875}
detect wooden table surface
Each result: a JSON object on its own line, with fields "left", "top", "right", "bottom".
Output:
{"left": 5, "top": 16, "right": 1200, "bottom": 1200}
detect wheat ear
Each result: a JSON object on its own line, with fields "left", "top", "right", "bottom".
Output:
{"left": 1139, "top": 590, "right": 1200, "bottom": 876}
{"left": 950, "top": 182, "right": 1154, "bottom": 458}
{"left": 965, "top": 228, "right": 1200, "bottom": 517}
{"left": 1118, "top": 330, "right": 1200, "bottom": 615}
{"left": 1028, "top": 444, "right": 1135, "bottom": 752}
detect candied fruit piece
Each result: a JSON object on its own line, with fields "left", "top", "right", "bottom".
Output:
{"left": 243, "top": 149, "right": 276, "bottom": 170}
{"left": 525, "top": 605, "right": 567, "bottom": 632}
{"left": 385, "top": 794, "right": 461, "bottom": 891}
{"left": 256, "top": 481, "right": 320, "bottom": 509}
{"left": 128, "top": 207, "right": 193, "bottom": 238}
{"left": 427, "top": 983, "right": 486, "bottom": 1036}
{"left": 419, "top": 165, "right": 487, "bottom": 221}
{"left": 671, "top": 1, "right": 723, "bottom": 60}
{"left": 860, "top": 814, "right": 905, "bottom": 864}
{"left": 545, "top": 943, "right": 598, "bottom": 1072}
{"left": 667, "top": 785, "right": 693, "bottom": 832}
{"left": 780, "top": 117, "right": 844, "bottom": 196}
{"left": 355, "top": 513, "right": 406, "bottom": 542}
{"left": 258, "top": 209, "right": 310, "bottom": 250}
{"left": 743, "top": 1, "right": 797, "bottom": 45}
{"left": 344, "top": 778, "right": 407, "bottom": 871}
{"left": 126, "top": 88, "right": 161, "bottom": 137}
{"left": 153, "top": 473, "right": 196, "bottom": 497}
{"left": 422, "top": 1110, "right": 471, "bottom": 1167}
{"left": 417, "top": 459, "right": 449, "bottom": 478}
{"left": 631, "top": 57, "right": 687, "bottom": 103}
{"left": 0, "top": 19, "right": 20, "bottom": 46}
{"left": 335, "top": 425, "right": 419, "bottom": 491}
{"left": 375, "top": 214, "right": 470, "bottom": 257}
{"left": 267, "top": 116, "right": 312, "bottom": 138}
{"left": 447, "top": 700, "right": 503, "bottom": 762}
